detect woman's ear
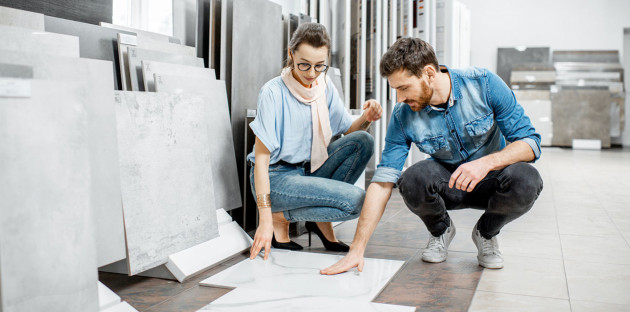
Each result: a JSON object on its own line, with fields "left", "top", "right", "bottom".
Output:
{"left": 287, "top": 50, "right": 293, "bottom": 67}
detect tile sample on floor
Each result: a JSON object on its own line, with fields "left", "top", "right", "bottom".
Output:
{"left": 117, "top": 33, "right": 195, "bottom": 90}
{"left": 142, "top": 60, "right": 216, "bottom": 92}
{"left": 198, "top": 287, "right": 415, "bottom": 312}
{"left": 114, "top": 91, "right": 219, "bottom": 275}
{"left": 200, "top": 251, "right": 404, "bottom": 301}
{"left": 154, "top": 75, "right": 241, "bottom": 210}
{"left": 0, "top": 24, "right": 79, "bottom": 57}
{"left": 551, "top": 89, "right": 612, "bottom": 147}
{"left": 0, "top": 49, "right": 127, "bottom": 267}
{"left": 0, "top": 79, "right": 99, "bottom": 312}
{"left": 0, "top": 5, "right": 44, "bottom": 30}
{"left": 44, "top": 16, "right": 135, "bottom": 90}
{"left": 230, "top": 0, "right": 283, "bottom": 191}
{"left": 98, "top": 282, "right": 121, "bottom": 310}
{"left": 102, "top": 301, "right": 139, "bottom": 312}
{"left": 126, "top": 45, "right": 203, "bottom": 91}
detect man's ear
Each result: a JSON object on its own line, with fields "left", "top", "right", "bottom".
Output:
{"left": 423, "top": 65, "right": 437, "bottom": 80}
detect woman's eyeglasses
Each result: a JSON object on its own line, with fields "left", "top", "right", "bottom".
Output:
{"left": 296, "top": 63, "right": 329, "bottom": 72}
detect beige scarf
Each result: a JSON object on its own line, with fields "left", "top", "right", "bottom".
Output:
{"left": 281, "top": 67, "right": 332, "bottom": 172}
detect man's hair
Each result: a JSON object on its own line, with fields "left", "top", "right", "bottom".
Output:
{"left": 380, "top": 37, "right": 439, "bottom": 78}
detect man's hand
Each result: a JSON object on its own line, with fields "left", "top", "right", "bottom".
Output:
{"left": 449, "top": 158, "right": 493, "bottom": 192}
{"left": 362, "top": 99, "right": 383, "bottom": 122}
{"left": 249, "top": 219, "right": 273, "bottom": 260}
{"left": 320, "top": 250, "right": 365, "bottom": 275}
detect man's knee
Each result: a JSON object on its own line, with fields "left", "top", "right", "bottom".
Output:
{"left": 398, "top": 160, "right": 444, "bottom": 206}
{"left": 503, "top": 162, "right": 544, "bottom": 206}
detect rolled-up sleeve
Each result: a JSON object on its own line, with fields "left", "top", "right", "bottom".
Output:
{"left": 371, "top": 105, "right": 411, "bottom": 186}
{"left": 486, "top": 70, "right": 542, "bottom": 161}
{"left": 249, "top": 86, "right": 280, "bottom": 154}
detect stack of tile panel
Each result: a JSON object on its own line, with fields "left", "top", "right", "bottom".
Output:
{"left": 513, "top": 90, "right": 553, "bottom": 146}
{"left": 497, "top": 47, "right": 551, "bottom": 85}
{"left": 553, "top": 50, "right": 625, "bottom": 145}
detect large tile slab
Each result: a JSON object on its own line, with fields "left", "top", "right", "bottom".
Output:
{"left": 117, "top": 33, "right": 195, "bottom": 90}
{"left": 0, "top": 24, "right": 79, "bottom": 57}
{"left": 496, "top": 47, "right": 550, "bottom": 85}
{"left": 197, "top": 287, "right": 415, "bottom": 311}
{"left": 0, "top": 5, "right": 44, "bottom": 30}
{"left": 102, "top": 22, "right": 179, "bottom": 43}
{"left": 0, "top": 0, "right": 112, "bottom": 25}
{"left": 0, "top": 49, "right": 127, "bottom": 267}
{"left": 200, "top": 251, "right": 404, "bottom": 301}
{"left": 0, "top": 63, "right": 34, "bottom": 78}
{"left": 469, "top": 291, "right": 571, "bottom": 312}
{"left": 126, "top": 46, "right": 203, "bottom": 91}
{"left": 476, "top": 255, "right": 568, "bottom": 299}
{"left": 564, "top": 260, "right": 630, "bottom": 305}
{"left": 230, "top": 0, "right": 283, "bottom": 190}
{"left": 570, "top": 300, "right": 630, "bottom": 312}
{"left": 0, "top": 79, "right": 99, "bottom": 311}
{"left": 114, "top": 91, "right": 219, "bottom": 275}
{"left": 551, "top": 89, "right": 612, "bottom": 147}
{"left": 552, "top": 50, "right": 620, "bottom": 63}
{"left": 561, "top": 234, "right": 630, "bottom": 265}
{"left": 154, "top": 74, "right": 241, "bottom": 210}
{"left": 142, "top": 60, "right": 216, "bottom": 92}
{"left": 44, "top": 16, "right": 135, "bottom": 90}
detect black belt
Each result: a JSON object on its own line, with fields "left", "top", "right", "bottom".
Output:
{"left": 276, "top": 160, "right": 310, "bottom": 167}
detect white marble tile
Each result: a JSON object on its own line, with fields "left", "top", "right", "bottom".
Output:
{"left": 200, "top": 251, "right": 404, "bottom": 301}
{"left": 0, "top": 80, "right": 99, "bottom": 311}
{"left": 564, "top": 260, "right": 630, "bottom": 305}
{"left": 0, "top": 24, "right": 79, "bottom": 57}
{"left": 0, "top": 6, "right": 45, "bottom": 30}
{"left": 469, "top": 291, "right": 570, "bottom": 312}
{"left": 102, "top": 301, "right": 139, "bottom": 312}
{"left": 117, "top": 33, "right": 196, "bottom": 90}
{"left": 126, "top": 46, "right": 203, "bottom": 91}
{"left": 198, "top": 287, "right": 415, "bottom": 312}
{"left": 570, "top": 300, "right": 630, "bottom": 312}
{"left": 0, "top": 49, "right": 127, "bottom": 267}
{"left": 142, "top": 60, "right": 216, "bottom": 91}
{"left": 114, "top": 91, "right": 219, "bottom": 275}
{"left": 154, "top": 75, "right": 241, "bottom": 211}
{"left": 98, "top": 282, "right": 121, "bottom": 310}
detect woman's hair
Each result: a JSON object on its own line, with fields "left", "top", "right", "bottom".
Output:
{"left": 285, "top": 23, "right": 331, "bottom": 69}
{"left": 380, "top": 37, "right": 439, "bottom": 77}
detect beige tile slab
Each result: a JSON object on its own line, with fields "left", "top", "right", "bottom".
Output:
{"left": 570, "top": 300, "right": 630, "bottom": 312}
{"left": 561, "top": 234, "right": 630, "bottom": 264}
{"left": 499, "top": 231, "right": 563, "bottom": 260}
{"left": 557, "top": 209, "right": 619, "bottom": 236}
{"left": 477, "top": 256, "right": 568, "bottom": 299}
{"left": 469, "top": 291, "right": 571, "bottom": 312}
{"left": 501, "top": 210, "right": 559, "bottom": 235}
{"left": 0, "top": 6, "right": 44, "bottom": 30}
{"left": 564, "top": 260, "right": 630, "bottom": 305}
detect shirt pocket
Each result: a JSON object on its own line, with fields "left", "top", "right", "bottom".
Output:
{"left": 417, "top": 135, "right": 453, "bottom": 160}
{"left": 465, "top": 113, "right": 495, "bottom": 148}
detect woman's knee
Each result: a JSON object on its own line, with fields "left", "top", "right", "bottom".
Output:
{"left": 347, "top": 131, "right": 374, "bottom": 154}
{"left": 341, "top": 187, "right": 365, "bottom": 218}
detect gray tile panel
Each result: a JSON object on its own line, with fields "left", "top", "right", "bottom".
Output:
{"left": 154, "top": 74, "right": 242, "bottom": 211}
{"left": 0, "top": 79, "right": 99, "bottom": 312}
{"left": 126, "top": 46, "right": 204, "bottom": 91}
{"left": 0, "top": 0, "right": 112, "bottom": 25}
{"left": 141, "top": 60, "right": 215, "bottom": 92}
{"left": 44, "top": 15, "right": 135, "bottom": 90}
{"left": 496, "top": 47, "right": 550, "bottom": 85}
{"left": 101, "top": 22, "right": 178, "bottom": 43}
{"left": 230, "top": 0, "right": 283, "bottom": 192}
{"left": 552, "top": 50, "right": 620, "bottom": 63}
{"left": 0, "top": 5, "right": 44, "bottom": 30}
{"left": 114, "top": 91, "right": 219, "bottom": 275}
{"left": 0, "top": 49, "right": 127, "bottom": 267}
{"left": 551, "top": 89, "right": 612, "bottom": 147}
{"left": 0, "top": 63, "right": 34, "bottom": 79}
{"left": 0, "top": 24, "right": 79, "bottom": 57}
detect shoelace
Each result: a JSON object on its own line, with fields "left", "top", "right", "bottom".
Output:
{"left": 426, "top": 235, "right": 445, "bottom": 251}
{"left": 480, "top": 236, "right": 500, "bottom": 256}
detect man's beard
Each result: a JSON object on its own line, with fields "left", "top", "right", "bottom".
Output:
{"left": 404, "top": 80, "right": 433, "bottom": 112}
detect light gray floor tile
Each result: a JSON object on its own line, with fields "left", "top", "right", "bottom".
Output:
{"left": 561, "top": 234, "right": 630, "bottom": 264}
{"left": 570, "top": 300, "right": 630, "bottom": 312}
{"left": 564, "top": 260, "right": 630, "bottom": 305}
{"left": 469, "top": 291, "right": 570, "bottom": 312}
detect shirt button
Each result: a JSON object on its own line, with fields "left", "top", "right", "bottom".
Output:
{"left": 445, "top": 111, "right": 449, "bottom": 115}
{"left": 450, "top": 129, "right": 455, "bottom": 133}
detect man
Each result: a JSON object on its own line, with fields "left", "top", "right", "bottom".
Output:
{"left": 321, "top": 38, "right": 543, "bottom": 273}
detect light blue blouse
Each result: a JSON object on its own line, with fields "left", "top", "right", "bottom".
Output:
{"left": 247, "top": 76, "right": 352, "bottom": 165}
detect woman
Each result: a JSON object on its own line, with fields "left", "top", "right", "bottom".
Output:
{"left": 248, "top": 23, "right": 383, "bottom": 260}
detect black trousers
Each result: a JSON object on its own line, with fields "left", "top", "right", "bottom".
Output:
{"left": 398, "top": 160, "right": 543, "bottom": 239}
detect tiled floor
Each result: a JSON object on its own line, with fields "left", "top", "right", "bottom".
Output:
{"left": 101, "top": 147, "right": 630, "bottom": 311}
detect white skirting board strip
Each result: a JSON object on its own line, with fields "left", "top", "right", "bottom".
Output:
{"left": 102, "top": 302, "right": 139, "bottom": 312}
{"left": 99, "top": 209, "right": 252, "bottom": 283}
{"left": 572, "top": 139, "right": 602, "bottom": 150}
{"left": 98, "top": 282, "right": 121, "bottom": 310}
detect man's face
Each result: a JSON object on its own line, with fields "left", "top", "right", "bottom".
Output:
{"left": 388, "top": 69, "right": 433, "bottom": 112}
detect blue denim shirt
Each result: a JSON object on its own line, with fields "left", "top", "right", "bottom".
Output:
{"left": 372, "top": 66, "right": 541, "bottom": 186}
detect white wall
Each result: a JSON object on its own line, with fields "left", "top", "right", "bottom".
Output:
{"left": 457, "top": 0, "right": 630, "bottom": 72}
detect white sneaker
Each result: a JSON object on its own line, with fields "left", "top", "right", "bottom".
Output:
{"left": 421, "top": 221, "right": 456, "bottom": 263}
{"left": 472, "top": 224, "right": 504, "bottom": 269}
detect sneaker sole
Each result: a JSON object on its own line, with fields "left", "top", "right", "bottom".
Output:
{"left": 477, "top": 258, "right": 504, "bottom": 269}
{"left": 421, "top": 254, "right": 447, "bottom": 263}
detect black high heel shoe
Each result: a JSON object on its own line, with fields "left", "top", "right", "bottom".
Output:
{"left": 305, "top": 221, "right": 350, "bottom": 252}
{"left": 271, "top": 235, "right": 303, "bottom": 250}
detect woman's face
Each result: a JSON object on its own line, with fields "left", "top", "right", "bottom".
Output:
{"left": 289, "top": 43, "right": 329, "bottom": 87}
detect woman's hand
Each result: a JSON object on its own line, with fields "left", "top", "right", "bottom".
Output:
{"left": 249, "top": 214, "right": 274, "bottom": 260}
{"left": 362, "top": 99, "right": 383, "bottom": 122}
